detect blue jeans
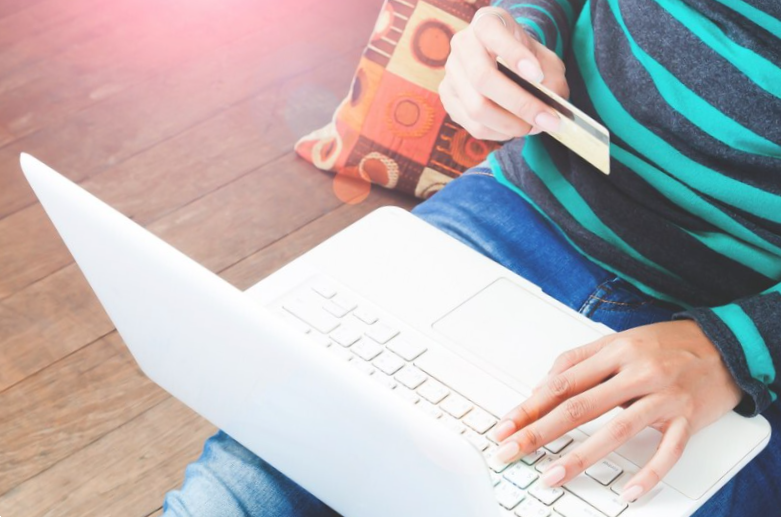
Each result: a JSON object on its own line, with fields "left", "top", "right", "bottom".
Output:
{"left": 163, "top": 169, "right": 780, "bottom": 516}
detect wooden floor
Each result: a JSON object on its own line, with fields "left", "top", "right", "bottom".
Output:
{"left": 0, "top": 0, "right": 417, "bottom": 514}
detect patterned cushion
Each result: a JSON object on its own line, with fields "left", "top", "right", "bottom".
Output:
{"left": 294, "top": 0, "right": 500, "bottom": 199}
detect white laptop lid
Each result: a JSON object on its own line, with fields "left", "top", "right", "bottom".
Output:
{"left": 20, "top": 153, "right": 499, "bottom": 517}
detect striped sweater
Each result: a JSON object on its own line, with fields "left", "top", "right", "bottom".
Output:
{"left": 489, "top": 0, "right": 781, "bottom": 416}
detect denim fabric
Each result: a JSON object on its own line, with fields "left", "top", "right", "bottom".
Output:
{"left": 162, "top": 170, "right": 779, "bottom": 516}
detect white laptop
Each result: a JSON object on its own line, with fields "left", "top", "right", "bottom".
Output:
{"left": 21, "top": 153, "right": 770, "bottom": 517}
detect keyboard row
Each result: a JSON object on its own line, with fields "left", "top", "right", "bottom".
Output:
{"left": 275, "top": 278, "right": 634, "bottom": 517}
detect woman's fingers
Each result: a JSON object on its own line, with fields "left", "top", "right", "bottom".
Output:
{"left": 491, "top": 371, "right": 642, "bottom": 463}
{"left": 471, "top": 7, "right": 544, "bottom": 81}
{"left": 443, "top": 56, "right": 531, "bottom": 138}
{"left": 491, "top": 346, "right": 622, "bottom": 445}
{"left": 537, "top": 396, "right": 670, "bottom": 489}
{"left": 438, "top": 77, "right": 515, "bottom": 141}
{"left": 546, "top": 336, "right": 614, "bottom": 379}
{"left": 619, "top": 417, "right": 691, "bottom": 502}
{"left": 462, "top": 12, "right": 561, "bottom": 130}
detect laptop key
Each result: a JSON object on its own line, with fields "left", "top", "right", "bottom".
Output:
{"left": 371, "top": 372, "right": 397, "bottom": 390}
{"left": 463, "top": 407, "right": 497, "bottom": 434}
{"left": 440, "top": 415, "right": 466, "bottom": 435}
{"left": 386, "top": 338, "right": 426, "bottom": 361}
{"left": 417, "top": 379, "right": 450, "bottom": 404}
{"left": 544, "top": 434, "right": 573, "bottom": 454}
{"left": 394, "top": 366, "right": 427, "bottom": 389}
{"left": 564, "top": 474, "right": 628, "bottom": 517}
{"left": 332, "top": 293, "right": 357, "bottom": 312}
{"left": 503, "top": 463, "right": 539, "bottom": 489}
{"left": 552, "top": 494, "right": 604, "bottom": 517}
{"left": 352, "top": 307, "right": 378, "bottom": 325}
{"left": 349, "top": 359, "right": 375, "bottom": 376}
{"left": 514, "top": 497, "right": 551, "bottom": 517}
{"left": 322, "top": 300, "right": 350, "bottom": 318}
{"left": 495, "top": 480, "right": 526, "bottom": 510}
{"left": 393, "top": 386, "right": 420, "bottom": 405}
{"left": 440, "top": 394, "right": 473, "bottom": 419}
{"left": 351, "top": 339, "right": 383, "bottom": 361}
{"left": 365, "top": 322, "right": 399, "bottom": 344}
{"left": 586, "top": 459, "right": 623, "bottom": 486}
{"left": 310, "top": 281, "right": 337, "bottom": 299}
{"left": 417, "top": 400, "right": 443, "bottom": 419}
{"left": 521, "top": 449, "right": 546, "bottom": 466}
{"left": 528, "top": 484, "right": 564, "bottom": 506}
{"left": 283, "top": 299, "right": 339, "bottom": 334}
{"left": 372, "top": 351, "right": 405, "bottom": 375}
{"left": 330, "top": 326, "right": 362, "bottom": 347}
{"left": 464, "top": 429, "right": 490, "bottom": 451}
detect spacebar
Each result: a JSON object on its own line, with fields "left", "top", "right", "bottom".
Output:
{"left": 414, "top": 349, "right": 523, "bottom": 418}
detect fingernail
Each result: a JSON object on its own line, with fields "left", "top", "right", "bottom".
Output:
{"left": 621, "top": 485, "right": 644, "bottom": 502}
{"left": 495, "top": 441, "right": 520, "bottom": 463}
{"left": 491, "top": 420, "right": 516, "bottom": 442}
{"left": 541, "top": 465, "right": 566, "bottom": 487}
{"left": 534, "top": 112, "right": 560, "bottom": 132}
{"left": 517, "top": 59, "right": 544, "bottom": 83}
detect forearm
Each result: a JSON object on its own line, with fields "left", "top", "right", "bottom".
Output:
{"left": 675, "top": 284, "right": 781, "bottom": 416}
{"left": 491, "top": 0, "right": 586, "bottom": 58}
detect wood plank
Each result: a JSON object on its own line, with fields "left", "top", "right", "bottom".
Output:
{"left": 0, "top": 0, "right": 331, "bottom": 143}
{"left": 0, "top": 186, "right": 415, "bottom": 500}
{"left": 0, "top": 0, "right": 375, "bottom": 218}
{"left": 0, "top": 332, "right": 168, "bottom": 495}
{"left": 0, "top": 0, "right": 49, "bottom": 20}
{"left": 0, "top": 265, "right": 113, "bottom": 391}
{"left": 0, "top": 151, "right": 349, "bottom": 391}
{"left": 0, "top": 0, "right": 109, "bottom": 72}
{"left": 0, "top": 50, "right": 360, "bottom": 299}
{"left": 0, "top": 191, "right": 417, "bottom": 514}
{"left": 0, "top": 396, "right": 215, "bottom": 517}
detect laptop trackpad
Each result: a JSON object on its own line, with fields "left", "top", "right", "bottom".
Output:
{"left": 433, "top": 278, "right": 606, "bottom": 388}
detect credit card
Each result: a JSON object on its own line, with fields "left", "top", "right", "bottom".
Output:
{"left": 497, "top": 58, "right": 610, "bottom": 175}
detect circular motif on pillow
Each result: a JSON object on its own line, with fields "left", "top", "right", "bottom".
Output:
{"left": 358, "top": 151, "right": 399, "bottom": 189}
{"left": 372, "top": 2, "right": 395, "bottom": 42}
{"left": 386, "top": 93, "right": 435, "bottom": 138}
{"left": 418, "top": 180, "right": 447, "bottom": 199}
{"left": 411, "top": 20, "right": 454, "bottom": 68}
{"left": 451, "top": 128, "right": 491, "bottom": 167}
{"left": 311, "top": 131, "right": 343, "bottom": 170}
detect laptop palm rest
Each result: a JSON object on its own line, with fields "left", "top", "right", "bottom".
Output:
{"left": 433, "top": 277, "right": 771, "bottom": 500}
{"left": 433, "top": 278, "right": 604, "bottom": 387}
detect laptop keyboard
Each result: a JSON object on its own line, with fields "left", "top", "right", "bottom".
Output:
{"left": 273, "top": 277, "right": 636, "bottom": 517}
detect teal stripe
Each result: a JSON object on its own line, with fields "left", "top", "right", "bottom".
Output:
{"left": 488, "top": 152, "right": 688, "bottom": 307}
{"left": 572, "top": 8, "right": 781, "bottom": 224}
{"left": 683, "top": 229, "right": 781, "bottom": 279}
{"left": 605, "top": 0, "right": 781, "bottom": 158}
{"left": 712, "top": 304, "right": 776, "bottom": 386}
{"left": 655, "top": 0, "right": 781, "bottom": 97}
{"left": 712, "top": 0, "right": 781, "bottom": 37}
{"left": 551, "top": 0, "right": 574, "bottom": 25}
{"left": 515, "top": 16, "right": 548, "bottom": 47}
{"left": 511, "top": 4, "right": 564, "bottom": 57}
{"left": 521, "top": 137, "right": 683, "bottom": 280}
{"left": 611, "top": 146, "right": 781, "bottom": 259}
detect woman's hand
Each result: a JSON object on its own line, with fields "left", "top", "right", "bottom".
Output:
{"left": 490, "top": 320, "right": 742, "bottom": 502}
{"left": 440, "top": 7, "right": 569, "bottom": 141}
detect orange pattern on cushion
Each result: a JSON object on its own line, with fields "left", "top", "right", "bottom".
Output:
{"left": 294, "top": 0, "right": 500, "bottom": 199}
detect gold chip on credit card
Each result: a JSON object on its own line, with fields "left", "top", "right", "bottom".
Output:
{"left": 496, "top": 57, "right": 611, "bottom": 175}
